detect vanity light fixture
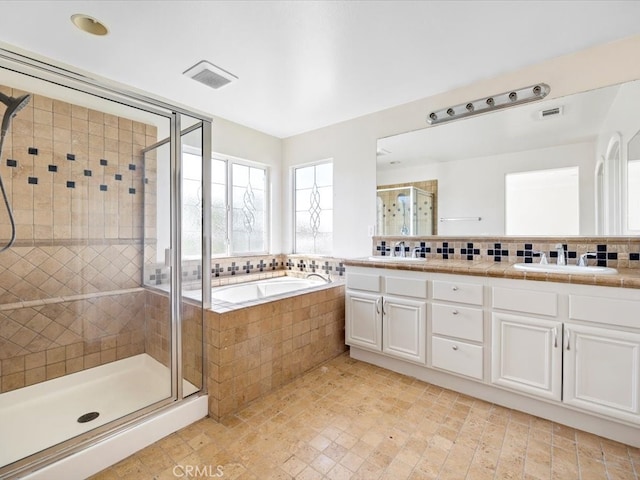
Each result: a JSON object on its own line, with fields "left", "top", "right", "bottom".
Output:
{"left": 427, "top": 83, "right": 550, "bottom": 125}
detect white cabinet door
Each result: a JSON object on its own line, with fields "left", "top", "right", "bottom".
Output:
{"left": 346, "top": 291, "right": 382, "bottom": 352}
{"left": 491, "top": 313, "right": 562, "bottom": 401}
{"left": 382, "top": 296, "right": 426, "bottom": 364}
{"left": 563, "top": 323, "right": 640, "bottom": 424}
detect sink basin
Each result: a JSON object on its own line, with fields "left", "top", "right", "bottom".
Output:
{"left": 367, "top": 256, "right": 426, "bottom": 263}
{"left": 513, "top": 263, "right": 618, "bottom": 275}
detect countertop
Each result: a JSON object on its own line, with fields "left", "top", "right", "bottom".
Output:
{"left": 344, "top": 257, "right": 640, "bottom": 289}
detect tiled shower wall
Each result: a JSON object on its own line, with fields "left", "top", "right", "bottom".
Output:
{"left": 0, "top": 84, "right": 157, "bottom": 392}
{"left": 374, "top": 236, "right": 640, "bottom": 268}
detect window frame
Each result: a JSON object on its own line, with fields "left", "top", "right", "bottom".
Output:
{"left": 213, "top": 153, "right": 270, "bottom": 257}
{"left": 292, "top": 159, "right": 334, "bottom": 255}
{"left": 181, "top": 146, "right": 270, "bottom": 258}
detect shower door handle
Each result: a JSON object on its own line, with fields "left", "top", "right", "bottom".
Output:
{"left": 164, "top": 248, "right": 172, "bottom": 268}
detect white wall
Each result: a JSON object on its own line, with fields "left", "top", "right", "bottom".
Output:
{"left": 282, "top": 34, "right": 640, "bottom": 258}
{"left": 377, "top": 142, "right": 597, "bottom": 236}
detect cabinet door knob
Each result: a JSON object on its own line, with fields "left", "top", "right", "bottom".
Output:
{"left": 452, "top": 286, "right": 458, "bottom": 291}
{"left": 452, "top": 310, "right": 459, "bottom": 315}
{"left": 452, "top": 345, "right": 458, "bottom": 351}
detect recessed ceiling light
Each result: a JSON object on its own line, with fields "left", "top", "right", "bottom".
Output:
{"left": 71, "top": 14, "right": 109, "bottom": 36}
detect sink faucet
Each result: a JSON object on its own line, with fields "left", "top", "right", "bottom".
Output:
{"left": 532, "top": 251, "right": 548, "bottom": 265}
{"left": 412, "top": 246, "right": 422, "bottom": 258}
{"left": 578, "top": 252, "right": 597, "bottom": 267}
{"left": 394, "top": 241, "right": 406, "bottom": 257}
{"left": 555, "top": 243, "right": 566, "bottom": 266}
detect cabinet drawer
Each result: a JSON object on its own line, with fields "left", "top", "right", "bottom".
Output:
{"left": 346, "top": 272, "right": 381, "bottom": 292}
{"left": 385, "top": 276, "right": 427, "bottom": 299}
{"left": 570, "top": 295, "right": 640, "bottom": 328}
{"left": 432, "top": 336, "right": 483, "bottom": 380}
{"left": 433, "top": 280, "right": 483, "bottom": 305}
{"left": 432, "top": 303, "right": 483, "bottom": 342}
{"left": 493, "top": 287, "right": 557, "bottom": 317}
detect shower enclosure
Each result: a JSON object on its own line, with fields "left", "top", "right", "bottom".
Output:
{"left": 376, "top": 186, "right": 434, "bottom": 236}
{"left": 0, "top": 48, "right": 210, "bottom": 478}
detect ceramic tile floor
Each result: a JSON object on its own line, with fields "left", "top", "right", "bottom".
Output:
{"left": 91, "top": 353, "right": 640, "bottom": 480}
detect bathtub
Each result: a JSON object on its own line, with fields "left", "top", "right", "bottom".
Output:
{"left": 208, "top": 276, "right": 328, "bottom": 304}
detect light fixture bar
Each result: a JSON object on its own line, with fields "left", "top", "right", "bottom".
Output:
{"left": 426, "top": 83, "right": 550, "bottom": 125}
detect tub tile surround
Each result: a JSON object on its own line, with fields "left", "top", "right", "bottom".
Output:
{"left": 143, "top": 255, "right": 347, "bottom": 418}
{"left": 205, "top": 283, "right": 346, "bottom": 420}
{"left": 144, "top": 290, "right": 203, "bottom": 390}
{"left": 0, "top": 84, "right": 159, "bottom": 392}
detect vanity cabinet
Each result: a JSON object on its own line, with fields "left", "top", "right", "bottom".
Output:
{"left": 431, "top": 280, "right": 484, "bottom": 380}
{"left": 491, "top": 312, "right": 562, "bottom": 401}
{"left": 345, "top": 271, "right": 427, "bottom": 363}
{"left": 345, "top": 263, "right": 640, "bottom": 446}
{"left": 382, "top": 296, "right": 426, "bottom": 363}
{"left": 345, "top": 291, "right": 382, "bottom": 351}
{"left": 563, "top": 323, "right": 640, "bottom": 424}
{"left": 490, "top": 286, "right": 562, "bottom": 401}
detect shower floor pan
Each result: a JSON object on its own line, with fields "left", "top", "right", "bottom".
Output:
{"left": 0, "top": 353, "right": 198, "bottom": 468}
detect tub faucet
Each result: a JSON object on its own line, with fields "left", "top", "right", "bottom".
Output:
{"left": 394, "top": 241, "right": 406, "bottom": 257}
{"left": 306, "top": 273, "right": 332, "bottom": 283}
{"left": 578, "top": 252, "right": 597, "bottom": 267}
{"left": 555, "top": 243, "right": 566, "bottom": 266}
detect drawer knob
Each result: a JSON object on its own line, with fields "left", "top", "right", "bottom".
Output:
{"left": 452, "top": 286, "right": 458, "bottom": 291}
{"left": 452, "top": 345, "right": 458, "bottom": 351}
{"left": 452, "top": 310, "right": 459, "bottom": 315}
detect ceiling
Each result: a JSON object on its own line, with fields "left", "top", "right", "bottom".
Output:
{"left": 1, "top": 1, "right": 640, "bottom": 139}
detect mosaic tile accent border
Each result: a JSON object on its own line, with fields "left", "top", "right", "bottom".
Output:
{"left": 372, "top": 236, "right": 640, "bottom": 269}
{"left": 144, "top": 254, "right": 346, "bottom": 286}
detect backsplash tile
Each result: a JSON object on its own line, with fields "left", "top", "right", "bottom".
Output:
{"left": 372, "top": 236, "right": 640, "bottom": 269}
{"left": 143, "top": 254, "right": 344, "bottom": 286}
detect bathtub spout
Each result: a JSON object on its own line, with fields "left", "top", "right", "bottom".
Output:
{"left": 306, "top": 273, "right": 332, "bottom": 283}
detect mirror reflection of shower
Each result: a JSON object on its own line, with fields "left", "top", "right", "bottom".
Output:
{"left": 0, "top": 91, "right": 32, "bottom": 252}
{"left": 397, "top": 193, "right": 409, "bottom": 235}
{"left": 376, "top": 186, "right": 434, "bottom": 236}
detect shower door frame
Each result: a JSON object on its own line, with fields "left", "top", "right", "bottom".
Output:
{"left": 0, "top": 45, "right": 212, "bottom": 478}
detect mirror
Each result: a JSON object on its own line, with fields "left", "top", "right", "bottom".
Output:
{"left": 377, "top": 80, "right": 640, "bottom": 236}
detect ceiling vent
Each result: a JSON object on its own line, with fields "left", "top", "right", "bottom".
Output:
{"left": 539, "top": 106, "right": 563, "bottom": 119}
{"left": 183, "top": 60, "right": 238, "bottom": 90}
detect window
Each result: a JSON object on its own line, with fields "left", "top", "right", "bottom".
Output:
{"left": 294, "top": 161, "right": 333, "bottom": 254}
{"left": 505, "top": 166, "right": 579, "bottom": 235}
{"left": 182, "top": 149, "right": 269, "bottom": 257}
{"left": 182, "top": 149, "right": 204, "bottom": 257}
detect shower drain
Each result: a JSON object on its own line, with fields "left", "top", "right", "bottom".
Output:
{"left": 77, "top": 412, "right": 100, "bottom": 423}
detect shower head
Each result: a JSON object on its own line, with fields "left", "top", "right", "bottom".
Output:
{"left": 0, "top": 92, "right": 32, "bottom": 137}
